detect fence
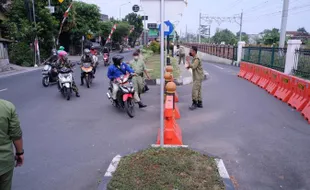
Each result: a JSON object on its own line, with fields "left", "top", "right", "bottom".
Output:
{"left": 182, "top": 43, "right": 237, "bottom": 61}
{"left": 294, "top": 49, "right": 310, "bottom": 79}
{"left": 242, "top": 46, "right": 287, "bottom": 72}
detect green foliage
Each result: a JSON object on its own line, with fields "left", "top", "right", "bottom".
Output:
{"left": 70, "top": 1, "right": 101, "bottom": 44}
{"left": 212, "top": 29, "right": 237, "bottom": 45}
{"left": 261, "top": 28, "right": 280, "bottom": 45}
{"left": 297, "top": 27, "right": 308, "bottom": 34}
{"left": 112, "top": 22, "right": 130, "bottom": 44}
{"left": 50, "top": 0, "right": 76, "bottom": 32}
{"left": 149, "top": 41, "right": 160, "bottom": 53}
{"left": 4, "top": 0, "right": 58, "bottom": 66}
{"left": 8, "top": 42, "right": 34, "bottom": 67}
{"left": 236, "top": 32, "right": 249, "bottom": 43}
{"left": 123, "top": 13, "right": 143, "bottom": 47}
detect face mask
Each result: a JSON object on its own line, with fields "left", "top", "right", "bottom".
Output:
{"left": 189, "top": 52, "right": 193, "bottom": 56}
{"left": 134, "top": 56, "right": 139, "bottom": 60}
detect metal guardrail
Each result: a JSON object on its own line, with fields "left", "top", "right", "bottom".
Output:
{"left": 182, "top": 43, "right": 237, "bottom": 61}
{"left": 242, "top": 46, "right": 287, "bottom": 72}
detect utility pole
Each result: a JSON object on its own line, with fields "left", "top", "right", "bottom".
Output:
{"left": 31, "top": 0, "right": 40, "bottom": 67}
{"left": 185, "top": 25, "right": 188, "bottom": 42}
{"left": 239, "top": 10, "right": 243, "bottom": 42}
{"left": 279, "top": 0, "right": 289, "bottom": 48}
{"left": 198, "top": 12, "right": 201, "bottom": 43}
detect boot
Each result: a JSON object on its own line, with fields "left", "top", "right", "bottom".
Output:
{"left": 80, "top": 77, "right": 84, "bottom": 86}
{"left": 144, "top": 84, "right": 150, "bottom": 92}
{"left": 138, "top": 101, "right": 147, "bottom": 108}
{"left": 189, "top": 100, "right": 197, "bottom": 110}
{"left": 197, "top": 100, "right": 203, "bottom": 108}
{"left": 76, "top": 92, "right": 80, "bottom": 97}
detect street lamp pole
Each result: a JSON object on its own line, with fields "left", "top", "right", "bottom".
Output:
{"left": 119, "top": 1, "right": 131, "bottom": 20}
{"left": 31, "top": 0, "right": 40, "bottom": 67}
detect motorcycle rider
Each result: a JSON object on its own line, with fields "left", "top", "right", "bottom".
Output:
{"left": 80, "top": 48, "right": 95, "bottom": 85}
{"left": 107, "top": 55, "right": 147, "bottom": 108}
{"left": 103, "top": 46, "right": 109, "bottom": 56}
{"left": 90, "top": 46, "right": 97, "bottom": 55}
{"left": 56, "top": 47, "right": 80, "bottom": 97}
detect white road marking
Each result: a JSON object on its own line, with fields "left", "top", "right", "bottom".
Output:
{"left": 104, "top": 155, "right": 121, "bottom": 177}
{"left": 215, "top": 158, "right": 230, "bottom": 179}
{"left": 0, "top": 88, "right": 8, "bottom": 92}
{"left": 212, "top": 65, "right": 224, "bottom": 70}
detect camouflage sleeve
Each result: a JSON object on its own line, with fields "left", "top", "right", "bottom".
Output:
{"left": 189, "top": 58, "right": 200, "bottom": 70}
{"left": 8, "top": 103, "right": 22, "bottom": 141}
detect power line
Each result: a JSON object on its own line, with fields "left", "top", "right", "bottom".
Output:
{"left": 243, "top": 3, "right": 310, "bottom": 20}
{"left": 223, "top": 0, "right": 243, "bottom": 13}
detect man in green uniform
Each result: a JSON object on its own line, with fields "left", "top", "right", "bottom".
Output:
{"left": 129, "top": 52, "right": 150, "bottom": 108}
{"left": 0, "top": 99, "right": 24, "bottom": 190}
{"left": 186, "top": 46, "right": 204, "bottom": 110}
{"left": 135, "top": 49, "right": 149, "bottom": 92}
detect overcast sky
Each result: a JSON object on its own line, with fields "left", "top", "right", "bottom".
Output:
{"left": 82, "top": 0, "right": 310, "bottom": 36}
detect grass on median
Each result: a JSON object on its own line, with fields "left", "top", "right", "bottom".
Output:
{"left": 145, "top": 53, "right": 180, "bottom": 79}
{"left": 107, "top": 147, "right": 225, "bottom": 190}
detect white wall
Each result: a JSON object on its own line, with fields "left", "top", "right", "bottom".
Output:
{"left": 140, "top": 0, "right": 185, "bottom": 26}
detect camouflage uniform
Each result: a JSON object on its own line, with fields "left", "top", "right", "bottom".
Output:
{"left": 130, "top": 59, "right": 146, "bottom": 102}
{"left": 57, "top": 58, "right": 80, "bottom": 96}
{"left": 188, "top": 55, "right": 204, "bottom": 109}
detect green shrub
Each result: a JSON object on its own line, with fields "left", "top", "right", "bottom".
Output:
{"left": 9, "top": 42, "right": 34, "bottom": 67}
{"left": 149, "top": 41, "right": 160, "bottom": 53}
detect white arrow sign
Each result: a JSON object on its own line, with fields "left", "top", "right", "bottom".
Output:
{"left": 164, "top": 23, "right": 170, "bottom": 32}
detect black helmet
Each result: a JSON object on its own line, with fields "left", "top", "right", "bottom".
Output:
{"left": 112, "top": 55, "right": 124, "bottom": 65}
{"left": 90, "top": 46, "right": 94, "bottom": 50}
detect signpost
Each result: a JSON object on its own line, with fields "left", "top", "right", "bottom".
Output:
{"left": 45, "top": 6, "right": 55, "bottom": 13}
{"left": 158, "top": 20, "right": 175, "bottom": 57}
{"left": 132, "top": 4, "right": 140, "bottom": 12}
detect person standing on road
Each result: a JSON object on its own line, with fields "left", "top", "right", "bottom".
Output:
{"left": 129, "top": 52, "right": 149, "bottom": 108}
{"left": 135, "top": 49, "right": 149, "bottom": 92}
{"left": 185, "top": 46, "right": 204, "bottom": 110}
{"left": 0, "top": 99, "right": 24, "bottom": 190}
{"left": 177, "top": 45, "right": 186, "bottom": 65}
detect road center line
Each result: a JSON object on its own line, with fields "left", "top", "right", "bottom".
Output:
{"left": 212, "top": 65, "right": 224, "bottom": 70}
{"left": 0, "top": 88, "right": 8, "bottom": 92}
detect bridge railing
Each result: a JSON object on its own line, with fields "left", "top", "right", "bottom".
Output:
{"left": 182, "top": 43, "right": 237, "bottom": 61}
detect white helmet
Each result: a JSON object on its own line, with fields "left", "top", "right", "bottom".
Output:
{"left": 84, "top": 48, "right": 90, "bottom": 54}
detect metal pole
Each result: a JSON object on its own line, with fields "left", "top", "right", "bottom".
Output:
{"left": 186, "top": 24, "right": 188, "bottom": 42}
{"left": 160, "top": 0, "right": 165, "bottom": 147}
{"left": 144, "top": 13, "right": 147, "bottom": 46}
{"left": 239, "top": 10, "right": 243, "bottom": 42}
{"left": 48, "top": 0, "right": 51, "bottom": 6}
{"left": 279, "top": 0, "right": 289, "bottom": 48}
{"left": 31, "top": 0, "right": 40, "bottom": 67}
{"left": 199, "top": 12, "right": 201, "bottom": 43}
{"left": 119, "top": 7, "right": 121, "bottom": 20}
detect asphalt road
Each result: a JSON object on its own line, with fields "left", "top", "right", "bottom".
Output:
{"left": 177, "top": 62, "right": 310, "bottom": 190}
{"left": 0, "top": 50, "right": 161, "bottom": 190}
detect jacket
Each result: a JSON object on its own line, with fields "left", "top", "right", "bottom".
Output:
{"left": 107, "top": 62, "right": 134, "bottom": 80}
{"left": 0, "top": 99, "right": 22, "bottom": 175}
{"left": 188, "top": 55, "right": 204, "bottom": 81}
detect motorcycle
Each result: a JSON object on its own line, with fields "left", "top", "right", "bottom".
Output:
{"left": 106, "top": 73, "right": 135, "bottom": 118}
{"left": 42, "top": 61, "right": 58, "bottom": 87}
{"left": 81, "top": 62, "right": 94, "bottom": 88}
{"left": 103, "top": 53, "right": 109, "bottom": 67}
{"left": 58, "top": 67, "right": 73, "bottom": 100}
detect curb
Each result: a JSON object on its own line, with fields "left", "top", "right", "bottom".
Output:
{"left": 98, "top": 146, "right": 234, "bottom": 190}
{"left": 0, "top": 66, "right": 43, "bottom": 79}
{"left": 215, "top": 158, "right": 235, "bottom": 190}
{"left": 145, "top": 70, "right": 210, "bottom": 86}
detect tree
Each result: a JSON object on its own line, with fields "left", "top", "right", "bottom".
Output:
{"left": 260, "top": 28, "right": 280, "bottom": 45}
{"left": 70, "top": 1, "right": 101, "bottom": 45}
{"left": 98, "top": 21, "right": 113, "bottom": 45}
{"left": 212, "top": 29, "right": 237, "bottom": 45}
{"left": 297, "top": 27, "right": 308, "bottom": 34}
{"left": 236, "top": 31, "right": 249, "bottom": 43}
{"left": 111, "top": 21, "right": 130, "bottom": 44}
{"left": 123, "top": 13, "right": 143, "bottom": 47}
{"left": 4, "top": 0, "right": 58, "bottom": 65}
